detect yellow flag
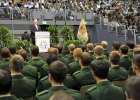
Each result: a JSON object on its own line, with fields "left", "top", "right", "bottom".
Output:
{"left": 77, "top": 15, "right": 88, "bottom": 42}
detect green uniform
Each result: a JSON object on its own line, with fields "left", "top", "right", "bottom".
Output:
{"left": 68, "top": 60, "right": 81, "bottom": 75}
{"left": 27, "top": 56, "right": 45, "bottom": 62}
{"left": 91, "top": 57, "right": 110, "bottom": 67}
{"left": 72, "top": 66, "right": 96, "bottom": 90}
{"left": 35, "top": 86, "right": 81, "bottom": 100}
{"left": 0, "top": 95, "right": 19, "bottom": 100}
{"left": 37, "top": 74, "right": 74, "bottom": 92}
{"left": 84, "top": 80, "right": 125, "bottom": 100}
{"left": 58, "top": 55, "right": 69, "bottom": 66}
{"left": 103, "top": 50, "right": 110, "bottom": 58}
{"left": 10, "top": 74, "right": 36, "bottom": 99}
{"left": 0, "top": 58, "right": 10, "bottom": 72}
{"left": 39, "top": 64, "right": 48, "bottom": 79}
{"left": 21, "top": 63, "right": 38, "bottom": 80}
{"left": 108, "top": 65, "right": 128, "bottom": 81}
{"left": 88, "top": 52, "right": 96, "bottom": 61}
{"left": 119, "top": 55, "right": 132, "bottom": 70}
{"left": 127, "top": 49, "right": 133, "bottom": 59}
{"left": 65, "top": 53, "right": 74, "bottom": 63}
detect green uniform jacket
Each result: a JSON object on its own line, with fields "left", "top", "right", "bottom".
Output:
{"left": 10, "top": 74, "right": 36, "bottom": 99}
{"left": 58, "top": 55, "right": 69, "bottom": 66}
{"left": 72, "top": 66, "right": 96, "bottom": 90}
{"left": 0, "top": 95, "right": 19, "bottom": 100}
{"left": 39, "top": 64, "right": 48, "bottom": 79}
{"left": 65, "top": 53, "right": 74, "bottom": 63}
{"left": 37, "top": 74, "right": 75, "bottom": 92}
{"left": 21, "top": 63, "right": 38, "bottom": 80}
{"left": 91, "top": 57, "right": 110, "bottom": 67}
{"left": 127, "top": 49, "right": 133, "bottom": 59}
{"left": 0, "top": 58, "right": 10, "bottom": 72}
{"left": 35, "top": 86, "right": 81, "bottom": 100}
{"left": 103, "top": 50, "right": 110, "bottom": 58}
{"left": 84, "top": 80, "right": 125, "bottom": 100}
{"left": 108, "top": 65, "right": 128, "bottom": 81}
{"left": 119, "top": 56, "right": 132, "bottom": 70}
{"left": 68, "top": 60, "right": 81, "bottom": 75}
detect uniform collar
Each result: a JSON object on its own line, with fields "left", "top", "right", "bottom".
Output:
{"left": 50, "top": 86, "right": 68, "bottom": 91}
{"left": 12, "top": 74, "right": 24, "bottom": 78}
{"left": 97, "top": 80, "right": 111, "bottom": 86}
{"left": 81, "top": 66, "right": 91, "bottom": 71}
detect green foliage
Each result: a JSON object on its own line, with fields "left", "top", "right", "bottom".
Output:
{"left": 11, "top": 40, "right": 32, "bottom": 52}
{"left": 0, "top": 26, "right": 13, "bottom": 48}
{"left": 60, "top": 26, "right": 74, "bottom": 41}
{"left": 47, "top": 25, "right": 60, "bottom": 43}
{"left": 64, "top": 40, "right": 86, "bottom": 51}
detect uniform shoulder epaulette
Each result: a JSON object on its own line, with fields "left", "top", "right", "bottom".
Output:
{"left": 87, "top": 86, "right": 97, "bottom": 92}
{"left": 73, "top": 71, "right": 80, "bottom": 75}
{"left": 36, "top": 89, "right": 49, "bottom": 96}
{"left": 67, "top": 89, "right": 80, "bottom": 93}
{"left": 40, "top": 76, "right": 48, "bottom": 81}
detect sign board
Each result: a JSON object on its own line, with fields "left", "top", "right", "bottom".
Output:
{"left": 35, "top": 32, "right": 50, "bottom": 52}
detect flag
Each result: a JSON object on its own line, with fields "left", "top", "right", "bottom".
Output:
{"left": 77, "top": 15, "right": 88, "bottom": 42}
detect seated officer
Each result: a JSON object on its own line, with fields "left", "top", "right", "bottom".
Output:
{"left": 119, "top": 45, "right": 132, "bottom": 70}
{"left": 0, "top": 47, "right": 10, "bottom": 72}
{"left": 68, "top": 48, "right": 83, "bottom": 75}
{"left": 101, "top": 41, "right": 110, "bottom": 58}
{"left": 126, "top": 41, "right": 135, "bottom": 59}
{"left": 10, "top": 55, "right": 36, "bottom": 99}
{"left": 72, "top": 52, "right": 96, "bottom": 90}
{"left": 124, "top": 76, "right": 140, "bottom": 100}
{"left": 86, "top": 43, "right": 96, "bottom": 60}
{"left": 108, "top": 51, "right": 128, "bottom": 81}
{"left": 16, "top": 49, "right": 38, "bottom": 80}
{"left": 37, "top": 54, "right": 74, "bottom": 92}
{"left": 112, "top": 42, "right": 121, "bottom": 52}
{"left": 91, "top": 45, "right": 110, "bottom": 67}
{"left": 0, "top": 70, "right": 19, "bottom": 100}
{"left": 22, "top": 31, "right": 30, "bottom": 42}
{"left": 65, "top": 44, "right": 75, "bottom": 63}
{"left": 34, "top": 61, "right": 81, "bottom": 100}
{"left": 28, "top": 46, "right": 46, "bottom": 78}
{"left": 85, "top": 60, "right": 125, "bottom": 100}
{"left": 55, "top": 44, "right": 69, "bottom": 66}
{"left": 9, "top": 46, "right": 17, "bottom": 58}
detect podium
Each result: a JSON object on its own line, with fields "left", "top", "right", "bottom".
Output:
{"left": 35, "top": 31, "right": 50, "bottom": 52}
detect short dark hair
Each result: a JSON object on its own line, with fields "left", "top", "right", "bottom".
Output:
{"left": 49, "top": 61, "right": 67, "bottom": 83}
{"left": 126, "top": 41, "right": 135, "bottom": 49}
{"left": 16, "top": 49, "right": 27, "bottom": 61}
{"left": 9, "top": 46, "right": 16, "bottom": 54}
{"left": 1, "top": 47, "right": 10, "bottom": 58}
{"left": 109, "top": 51, "right": 120, "bottom": 65}
{"left": 124, "top": 76, "right": 140, "bottom": 100}
{"left": 46, "top": 54, "right": 58, "bottom": 65}
{"left": 31, "top": 46, "right": 39, "bottom": 56}
{"left": 0, "top": 70, "right": 12, "bottom": 94}
{"left": 133, "top": 54, "right": 140, "bottom": 71}
{"left": 80, "top": 52, "right": 92, "bottom": 66}
{"left": 10, "top": 55, "right": 24, "bottom": 72}
{"left": 55, "top": 44, "right": 63, "bottom": 54}
{"left": 120, "top": 45, "right": 128, "bottom": 55}
{"left": 92, "top": 60, "right": 109, "bottom": 79}
{"left": 112, "top": 42, "right": 121, "bottom": 50}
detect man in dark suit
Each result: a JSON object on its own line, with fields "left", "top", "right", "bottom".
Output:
{"left": 30, "top": 19, "right": 41, "bottom": 45}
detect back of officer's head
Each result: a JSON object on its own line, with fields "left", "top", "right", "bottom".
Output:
{"left": 92, "top": 60, "right": 109, "bottom": 79}
{"left": 86, "top": 43, "right": 94, "bottom": 51}
{"left": 16, "top": 49, "right": 27, "bottom": 61}
{"left": 73, "top": 48, "right": 83, "bottom": 59}
{"left": 80, "top": 52, "right": 92, "bottom": 66}
{"left": 9, "top": 46, "right": 16, "bottom": 55}
{"left": 109, "top": 51, "right": 120, "bottom": 65}
{"left": 112, "top": 42, "right": 121, "bottom": 51}
{"left": 31, "top": 46, "right": 39, "bottom": 57}
{"left": 68, "top": 44, "right": 75, "bottom": 52}
{"left": 126, "top": 41, "right": 135, "bottom": 49}
{"left": 48, "top": 47, "right": 58, "bottom": 55}
{"left": 120, "top": 45, "right": 128, "bottom": 55}
{"left": 94, "top": 45, "right": 103, "bottom": 56}
{"left": 55, "top": 44, "right": 63, "bottom": 54}
{"left": 1, "top": 47, "right": 10, "bottom": 58}
{"left": 101, "top": 41, "right": 108, "bottom": 49}
{"left": 10, "top": 55, "right": 24, "bottom": 72}
{"left": 133, "top": 54, "right": 140, "bottom": 71}
{"left": 46, "top": 53, "right": 58, "bottom": 66}
{"left": 133, "top": 47, "right": 140, "bottom": 55}
{"left": 0, "top": 70, "right": 12, "bottom": 95}
{"left": 49, "top": 61, "right": 67, "bottom": 83}
{"left": 125, "top": 75, "right": 140, "bottom": 100}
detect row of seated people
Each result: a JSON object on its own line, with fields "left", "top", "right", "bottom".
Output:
{"left": 0, "top": 40, "right": 139, "bottom": 100}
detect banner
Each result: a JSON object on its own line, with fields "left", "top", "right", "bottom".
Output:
{"left": 77, "top": 15, "right": 88, "bottom": 42}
